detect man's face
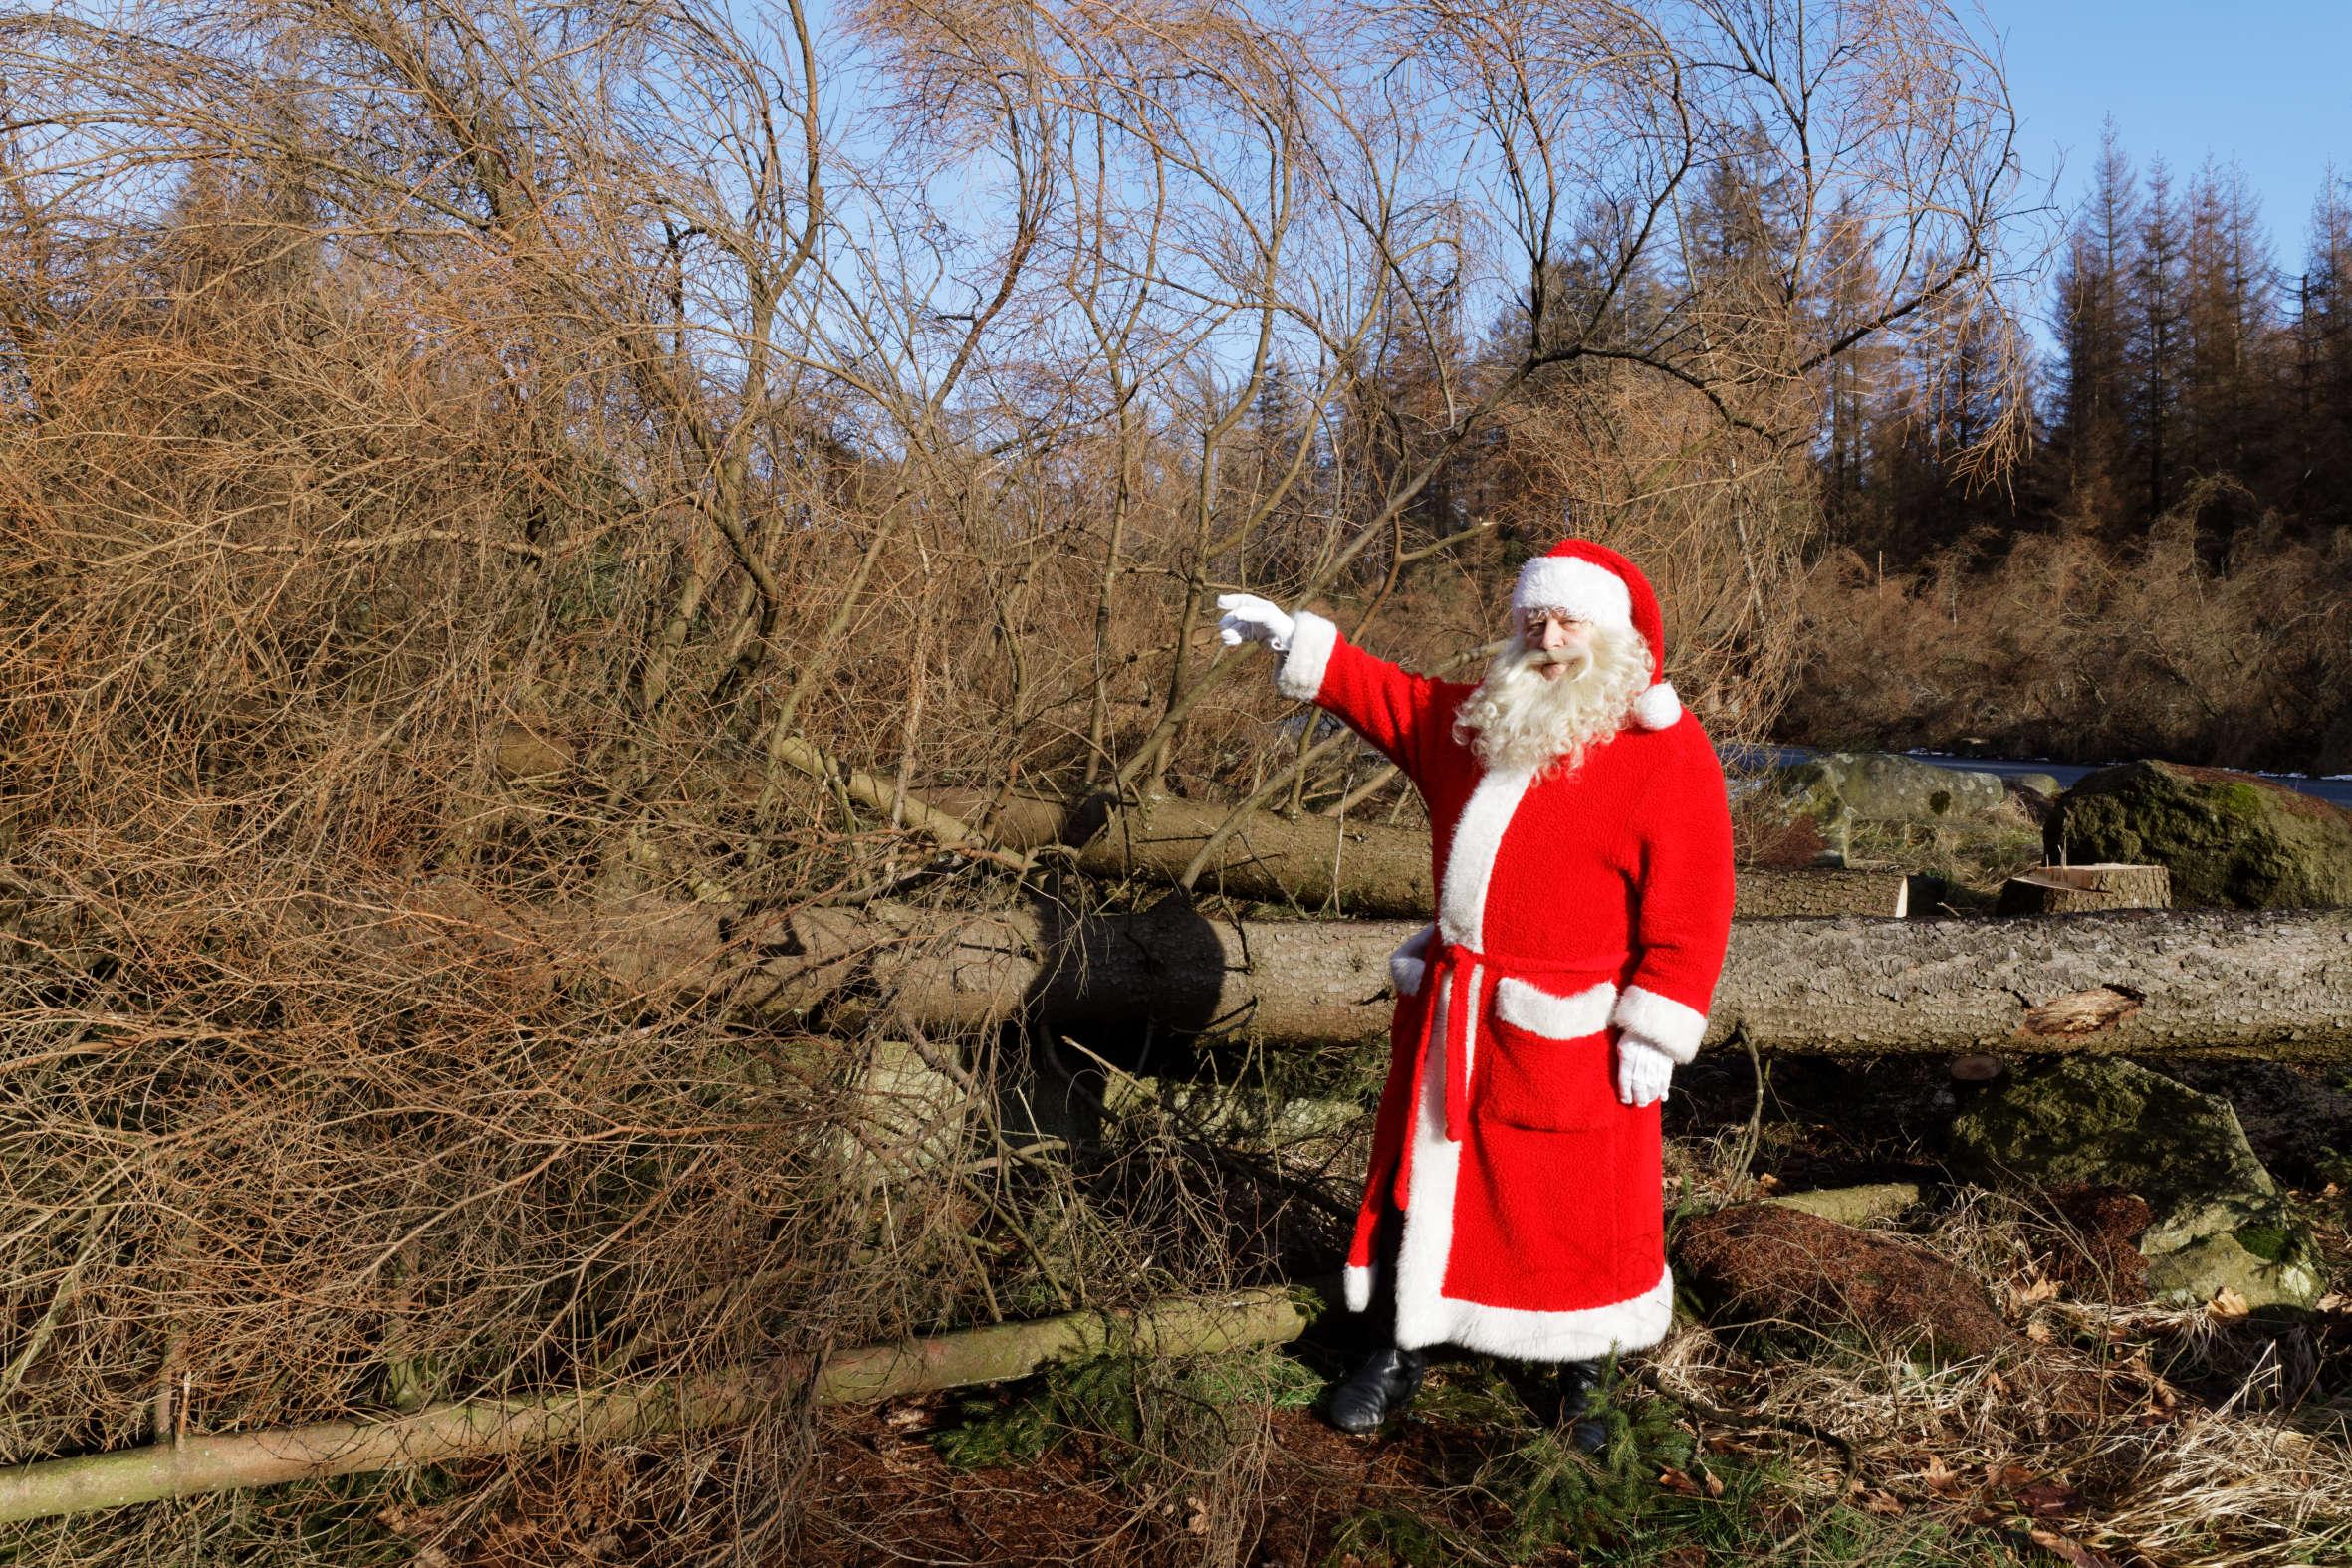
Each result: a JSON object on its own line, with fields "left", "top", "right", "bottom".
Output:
{"left": 1521, "top": 609, "right": 1594, "bottom": 681}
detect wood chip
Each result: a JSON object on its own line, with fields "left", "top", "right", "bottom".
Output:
{"left": 1657, "top": 1467, "right": 1708, "bottom": 1497}
{"left": 2017, "top": 986, "right": 2142, "bottom": 1038}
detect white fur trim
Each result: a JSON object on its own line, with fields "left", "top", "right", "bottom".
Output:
{"left": 1494, "top": 977, "right": 1616, "bottom": 1039}
{"left": 1512, "top": 556, "right": 1633, "bottom": 629}
{"left": 1630, "top": 681, "right": 1681, "bottom": 730}
{"left": 1392, "top": 977, "right": 1673, "bottom": 1359}
{"left": 1344, "top": 1263, "right": 1375, "bottom": 1313}
{"left": 1611, "top": 985, "right": 1708, "bottom": 1065}
{"left": 1437, "top": 765, "right": 1534, "bottom": 948}
{"left": 1388, "top": 922, "right": 1435, "bottom": 998}
{"left": 1274, "top": 609, "right": 1337, "bottom": 701}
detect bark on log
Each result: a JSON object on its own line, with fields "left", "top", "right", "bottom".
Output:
{"left": 1683, "top": 908, "right": 2352, "bottom": 1058}
{"left": 715, "top": 905, "right": 2352, "bottom": 1058}
{"left": 1071, "top": 801, "right": 1433, "bottom": 913}
{"left": 0, "top": 1286, "right": 1323, "bottom": 1526}
{"left": 733, "top": 899, "right": 1411, "bottom": 1045}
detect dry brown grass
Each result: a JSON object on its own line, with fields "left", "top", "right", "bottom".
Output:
{"left": 1648, "top": 1176, "right": 2352, "bottom": 1568}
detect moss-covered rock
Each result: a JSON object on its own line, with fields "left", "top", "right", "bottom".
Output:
{"left": 1950, "top": 1058, "right": 2276, "bottom": 1253}
{"left": 1775, "top": 750, "right": 2007, "bottom": 824}
{"left": 2142, "top": 1227, "right": 2327, "bottom": 1310}
{"left": 2046, "top": 760, "right": 2352, "bottom": 908}
{"left": 1949, "top": 1057, "right": 2323, "bottom": 1309}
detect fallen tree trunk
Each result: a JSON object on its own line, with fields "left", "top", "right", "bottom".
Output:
{"left": 923, "top": 795, "right": 1909, "bottom": 918}
{"left": 1707, "top": 907, "right": 2352, "bottom": 1057}
{"left": 1071, "top": 800, "right": 1432, "bottom": 913}
{"left": 714, "top": 905, "right": 2352, "bottom": 1058}
{"left": 0, "top": 1286, "right": 1322, "bottom": 1526}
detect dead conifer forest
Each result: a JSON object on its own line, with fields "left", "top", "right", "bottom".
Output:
{"left": 1, "top": 1, "right": 2349, "bottom": 1564}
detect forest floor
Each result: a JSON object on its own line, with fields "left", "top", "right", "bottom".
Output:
{"left": 812, "top": 1064, "right": 2352, "bottom": 1568}
{"left": 344, "top": 1054, "right": 2352, "bottom": 1568}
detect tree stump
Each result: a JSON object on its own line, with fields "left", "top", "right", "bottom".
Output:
{"left": 1996, "top": 863, "right": 2170, "bottom": 915}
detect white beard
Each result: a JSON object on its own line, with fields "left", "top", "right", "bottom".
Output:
{"left": 1451, "top": 621, "right": 1654, "bottom": 777}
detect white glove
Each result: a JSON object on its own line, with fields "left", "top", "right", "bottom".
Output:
{"left": 1615, "top": 1035, "right": 1674, "bottom": 1107}
{"left": 1216, "top": 593, "right": 1295, "bottom": 653}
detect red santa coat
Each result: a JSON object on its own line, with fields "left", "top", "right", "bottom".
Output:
{"left": 1275, "top": 610, "right": 1735, "bottom": 1361}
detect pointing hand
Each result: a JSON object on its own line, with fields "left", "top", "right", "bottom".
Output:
{"left": 1216, "top": 593, "right": 1295, "bottom": 653}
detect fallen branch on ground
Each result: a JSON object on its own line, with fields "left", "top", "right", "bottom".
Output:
{"left": 0, "top": 1286, "right": 1326, "bottom": 1527}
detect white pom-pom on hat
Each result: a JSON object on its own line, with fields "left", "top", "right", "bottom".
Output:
{"left": 1630, "top": 679, "right": 1682, "bottom": 731}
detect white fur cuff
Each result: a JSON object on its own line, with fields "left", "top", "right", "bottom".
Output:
{"left": 1343, "top": 1263, "right": 1375, "bottom": 1313}
{"left": 1275, "top": 609, "right": 1337, "bottom": 701}
{"left": 1611, "top": 985, "right": 1708, "bottom": 1064}
{"left": 1388, "top": 923, "right": 1435, "bottom": 997}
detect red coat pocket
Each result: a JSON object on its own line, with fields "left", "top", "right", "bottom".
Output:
{"left": 1479, "top": 978, "right": 1621, "bottom": 1131}
{"left": 1478, "top": 1018, "right": 1616, "bottom": 1130}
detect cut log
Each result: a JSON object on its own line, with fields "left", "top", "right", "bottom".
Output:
{"left": 0, "top": 1286, "right": 1324, "bottom": 1526}
{"left": 1703, "top": 908, "right": 2352, "bottom": 1059}
{"left": 694, "top": 903, "right": 2352, "bottom": 1058}
{"left": 736, "top": 898, "right": 1410, "bottom": 1045}
{"left": 1734, "top": 869, "right": 1908, "bottom": 918}
{"left": 1996, "top": 863, "right": 2171, "bottom": 916}
{"left": 934, "top": 795, "right": 1909, "bottom": 919}
{"left": 407, "top": 891, "right": 2352, "bottom": 1058}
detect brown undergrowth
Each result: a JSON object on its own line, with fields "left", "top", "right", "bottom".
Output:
{"left": 1781, "top": 501, "right": 2352, "bottom": 773}
{"left": 0, "top": 1, "right": 2239, "bottom": 1562}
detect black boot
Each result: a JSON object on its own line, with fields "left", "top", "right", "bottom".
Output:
{"left": 1327, "top": 1345, "right": 1426, "bottom": 1434}
{"left": 1554, "top": 1359, "right": 1610, "bottom": 1453}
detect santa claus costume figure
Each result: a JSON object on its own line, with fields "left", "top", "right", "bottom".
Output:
{"left": 1217, "top": 540, "right": 1734, "bottom": 1443}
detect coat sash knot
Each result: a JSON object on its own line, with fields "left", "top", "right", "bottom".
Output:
{"left": 1410, "top": 940, "right": 1633, "bottom": 1146}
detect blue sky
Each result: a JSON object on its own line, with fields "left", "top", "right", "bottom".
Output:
{"left": 1986, "top": 0, "right": 2352, "bottom": 259}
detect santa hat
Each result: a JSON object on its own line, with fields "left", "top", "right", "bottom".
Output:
{"left": 1511, "top": 539, "right": 1683, "bottom": 731}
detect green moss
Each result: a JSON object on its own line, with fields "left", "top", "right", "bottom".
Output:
{"left": 2233, "top": 1223, "right": 2290, "bottom": 1263}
